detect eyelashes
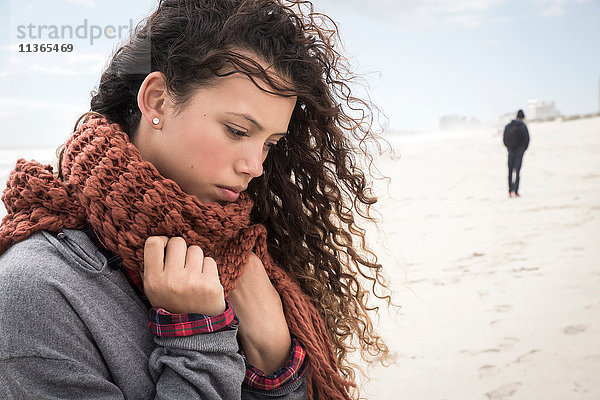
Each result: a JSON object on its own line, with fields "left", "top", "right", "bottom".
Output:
{"left": 226, "top": 125, "right": 248, "bottom": 137}
{"left": 225, "top": 125, "right": 278, "bottom": 149}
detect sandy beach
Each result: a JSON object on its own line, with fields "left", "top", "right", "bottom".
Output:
{"left": 0, "top": 117, "right": 598, "bottom": 399}
{"left": 362, "top": 116, "right": 600, "bottom": 399}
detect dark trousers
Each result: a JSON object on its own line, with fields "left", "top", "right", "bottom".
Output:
{"left": 507, "top": 148, "right": 525, "bottom": 193}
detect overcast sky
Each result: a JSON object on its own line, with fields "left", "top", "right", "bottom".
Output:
{"left": 1, "top": 0, "right": 599, "bottom": 147}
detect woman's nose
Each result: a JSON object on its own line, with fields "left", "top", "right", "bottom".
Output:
{"left": 234, "top": 148, "right": 264, "bottom": 178}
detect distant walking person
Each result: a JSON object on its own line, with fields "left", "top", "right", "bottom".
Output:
{"left": 503, "top": 109, "right": 530, "bottom": 197}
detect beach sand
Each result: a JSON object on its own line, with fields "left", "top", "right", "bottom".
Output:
{"left": 361, "top": 116, "right": 600, "bottom": 399}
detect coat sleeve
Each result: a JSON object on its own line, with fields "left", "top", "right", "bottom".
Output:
{"left": 150, "top": 332, "right": 246, "bottom": 399}
{"left": 522, "top": 124, "right": 530, "bottom": 150}
{"left": 150, "top": 334, "right": 308, "bottom": 399}
{"left": 0, "top": 329, "right": 248, "bottom": 400}
{"left": 502, "top": 123, "right": 510, "bottom": 148}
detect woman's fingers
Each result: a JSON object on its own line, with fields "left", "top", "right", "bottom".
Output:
{"left": 186, "top": 246, "right": 219, "bottom": 278}
{"left": 143, "top": 236, "right": 169, "bottom": 295}
{"left": 201, "top": 256, "right": 218, "bottom": 276}
{"left": 142, "top": 236, "right": 225, "bottom": 315}
{"left": 143, "top": 236, "right": 169, "bottom": 275}
{"left": 185, "top": 245, "right": 204, "bottom": 271}
{"left": 164, "top": 236, "right": 187, "bottom": 272}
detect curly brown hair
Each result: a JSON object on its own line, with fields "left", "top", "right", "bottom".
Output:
{"left": 58, "top": 0, "right": 395, "bottom": 395}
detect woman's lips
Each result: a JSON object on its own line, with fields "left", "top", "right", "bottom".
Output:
{"left": 217, "top": 186, "right": 241, "bottom": 202}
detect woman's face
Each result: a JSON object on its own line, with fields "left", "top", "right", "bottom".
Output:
{"left": 135, "top": 72, "right": 296, "bottom": 205}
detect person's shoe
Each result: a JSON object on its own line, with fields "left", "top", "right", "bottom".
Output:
{"left": 508, "top": 191, "right": 513, "bottom": 197}
{"left": 513, "top": 192, "right": 520, "bottom": 197}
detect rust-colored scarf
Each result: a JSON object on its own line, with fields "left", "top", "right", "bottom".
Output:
{"left": 0, "top": 115, "right": 352, "bottom": 399}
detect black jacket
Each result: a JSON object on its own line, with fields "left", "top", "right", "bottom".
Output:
{"left": 503, "top": 119, "right": 530, "bottom": 151}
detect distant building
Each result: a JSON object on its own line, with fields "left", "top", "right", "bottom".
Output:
{"left": 526, "top": 100, "right": 560, "bottom": 121}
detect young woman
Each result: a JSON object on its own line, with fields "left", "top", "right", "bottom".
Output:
{"left": 0, "top": 0, "right": 392, "bottom": 398}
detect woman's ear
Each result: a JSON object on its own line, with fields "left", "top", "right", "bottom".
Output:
{"left": 137, "top": 71, "right": 168, "bottom": 130}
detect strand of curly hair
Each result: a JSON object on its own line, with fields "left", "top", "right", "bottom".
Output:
{"left": 244, "top": 1, "right": 397, "bottom": 394}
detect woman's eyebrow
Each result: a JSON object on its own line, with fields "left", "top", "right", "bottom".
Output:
{"left": 225, "top": 112, "right": 287, "bottom": 136}
{"left": 225, "top": 112, "right": 263, "bottom": 130}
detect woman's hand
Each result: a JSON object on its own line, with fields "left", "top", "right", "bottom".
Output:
{"left": 142, "top": 236, "right": 226, "bottom": 316}
{"left": 228, "top": 253, "right": 292, "bottom": 375}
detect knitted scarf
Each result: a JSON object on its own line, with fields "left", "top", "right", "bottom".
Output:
{"left": 0, "top": 115, "right": 353, "bottom": 399}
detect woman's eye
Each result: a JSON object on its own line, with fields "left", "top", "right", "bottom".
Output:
{"left": 226, "top": 125, "right": 248, "bottom": 137}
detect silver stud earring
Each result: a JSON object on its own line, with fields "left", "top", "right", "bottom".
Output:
{"left": 152, "top": 117, "right": 160, "bottom": 125}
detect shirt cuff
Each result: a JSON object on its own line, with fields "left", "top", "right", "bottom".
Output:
{"left": 241, "top": 337, "right": 308, "bottom": 391}
{"left": 148, "top": 298, "right": 237, "bottom": 337}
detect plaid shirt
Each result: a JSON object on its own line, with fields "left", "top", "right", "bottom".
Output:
{"left": 242, "top": 337, "right": 308, "bottom": 390}
{"left": 82, "top": 228, "right": 306, "bottom": 390}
